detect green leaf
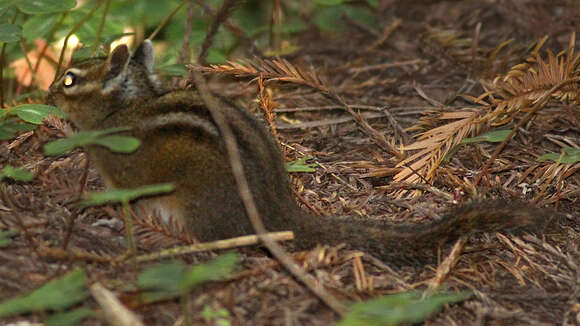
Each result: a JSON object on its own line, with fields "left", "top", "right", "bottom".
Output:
{"left": 313, "top": 6, "right": 344, "bottom": 31}
{"left": 274, "top": 20, "right": 307, "bottom": 34}
{"left": 0, "top": 268, "right": 87, "bottom": 318}
{"left": 13, "top": 104, "right": 65, "bottom": 124}
{"left": 0, "top": 119, "right": 36, "bottom": 140}
{"left": 17, "top": 0, "right": 76, "bottom": 14}
{"left": 69, "top": 46, "right": 94, "bottom": 61}
{"left": 366, "top": 0, "right": 379, "bottom": 8}
{"left": 158, "top": 63, "right": 188, "bottom": 76}
{"left": 22, "top": 14, "right": 59, "bottom": 39}
{"left": 43, "top": 127, "right": 139, "bottom": 155}
{"left": 137, "top": 261, "right": 187, "bottom": 302}
{"left": 182, "top": 253, "right": 237, "bottom": 289}
{"left": 461, "top": 129, "right": 513, "bottom": 144}
{"left": 138, "top": 254, "right": 238, "bottom": 303}
{"left": 0, "top": 229, "right": 19, "bottom": 248}
{"left": 93, "top": 135, "right": 141, "bottom": 153}
{"left": 80, "top": 183, "right": 176, "bottom": 207}
{"left": 285, "top": 156, "right": 318, "bottom": 172}
{"left": 70, "top": 6, "right": 123, "bottom": 46}
{"left": 537, "top": 147, "right": 580, "bottom": 164}
{"left": 314, "top": 4, "right": 377, "bottom": 31}
{"left": 75, "top": 32, "right": 136, "bottom": 61}
{"left": 0, "top": 0, "right": 17, "bottom": 12}
{"left": 342, "top": 5, "right": 377, "bottom": 27}
{"left": 339, "top": 291, "right": 472, "bottom": 326}
{"left": 0, "top": 165, "right": 34, "bottom": 182}
{"left": 313, "top": 0, "right": 347, "bottom": 5}
{"left": 45, "top": 307, "right": 94, "bottom": 326}
{"left": 201, "top": 306, "right": 231, "bottom": 326}
{"left": 206, "top": 48, "right": 227, "bottom": 64}
{"left": 0, "top": 23, "right": 21, "bottom": 42}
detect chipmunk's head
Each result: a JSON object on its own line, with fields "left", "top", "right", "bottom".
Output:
{"left": 49, "top": 40, "right": 163, "bottom": 129}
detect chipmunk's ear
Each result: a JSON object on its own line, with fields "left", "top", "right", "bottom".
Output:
{"left": 132, "top": 39, "right": 154, "bottom": 73}
{"left": 102, "top": 44, "right": 130, "bottom": 94}
{"left": 105, "top": 44, "right": 130, "bottom": 81}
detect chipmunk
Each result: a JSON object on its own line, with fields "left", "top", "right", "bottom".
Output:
{"left": 48, "top": 41, "right": 548, "bottom": 261}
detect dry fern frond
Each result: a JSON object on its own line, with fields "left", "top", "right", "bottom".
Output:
{"left": 257, "top": 75, "right": 280, "bottom": 142}
{"left": 395, "top": 34, "right": 580, "bottom": 194}
{"left": 190, "top": 58, "right": 330, "bottom": 93}
{"left": 394, "top": 110, "right": 482, "bottom": 191}
{"left": 473, "top": 34, "right": 580, "bottom": 126}
{"left": 522, "top": 160, "right": 580, "bottom": 205}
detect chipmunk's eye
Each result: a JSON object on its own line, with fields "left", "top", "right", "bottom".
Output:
{"left": 63, "top": 72, "right": 76, "bottom": 87}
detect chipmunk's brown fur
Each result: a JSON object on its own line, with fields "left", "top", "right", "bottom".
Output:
{"left": 48, "top": 41, "right": 549, "bottom": 261}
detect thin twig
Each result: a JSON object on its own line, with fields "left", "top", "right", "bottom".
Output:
{"left": 92, "top": 0, "right": 111, "bottom": 56}
{"left": 330, "top": 90, "right": 404, "bottom": 160}
{"left": 0, "top": 11, "right": 19, "bottom": 107}
{"left": 198, "top": 0, "right": 238, "bottom": 65}
{"left": 381, "top": 106, "right": 412, "bottom": 145}
{"left": 195, "top": 0, "right": 263, "bottom": 57}
{"left": 148, "top": 0, "right": 187, "bottom": 41}
{"left": 19, "top": 41, "right": 38, "bottom": 89}
{"left": 34, "top": 12, "right": 67, "bottom": 74}
{"left": 177, "top": 0, "right": 195, "bottom": 64}
{"left": 135, "top": 231, "right": 294, "bottom": 263}
{"left": 62, "top": 156, "right": 89, "bottom": 250}
{"left": 365, "top": 18, "right": 402, "bottom": 51}
{"left": 56, "top": 1, "right": 104, "bottom": 76}
{"left": 0, "top": 187, "right": 47, "bottom": 272}
{"left": 348, "top": 59, "right": 427, "bottom": 74}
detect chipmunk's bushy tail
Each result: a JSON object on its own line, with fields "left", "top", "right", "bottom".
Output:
{"left": 290, "top": 200, "right": 551, "bottom": 262}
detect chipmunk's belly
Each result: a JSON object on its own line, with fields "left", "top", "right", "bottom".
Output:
{"left": 94, "top": 154, "right": 187, "bottom": 228}
{"left": 138, "top": 195, "right": 186, "bottom": 226}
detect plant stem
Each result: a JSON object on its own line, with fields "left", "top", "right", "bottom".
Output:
{"left": 148, "top": 0, "right": 187, "bottom": 41}
{"left": 92, "top": 0, "right": 111, "bottom": 56}
{"left": 121, "top": 200, "right": 136, "bottom": 258}
{"left": 56, "top": 0, "right": 104, "bottom": 76}
{"left": 0, "top": 11, "right": 19, "bottom": 108}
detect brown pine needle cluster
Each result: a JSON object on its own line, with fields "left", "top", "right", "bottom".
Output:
{"left": 190, "top": 58, "right": 330, "bottom": 93}
{"left": 191, "top": 35, "right": 578, "bottom": 200}
{"left": 473, "top": 34, "right": 580, "bottom": 125}
{"left": 394, "top": 34, "right": 580, "bottom": 193}
{"left": 394, "top": 110, "right": 482, "bottom": 187}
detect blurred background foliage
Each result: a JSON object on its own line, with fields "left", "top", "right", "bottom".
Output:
{"left": 0, "top": 0, "right": 378, "bottom": 104}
